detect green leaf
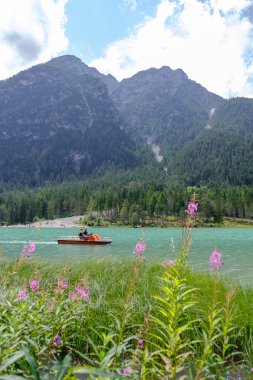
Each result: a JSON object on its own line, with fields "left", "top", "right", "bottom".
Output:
{"left": 55, "top": 354, "right": 72, "bottom": 380}
{"left": 0, "top": 351, "right": 25, "bottom": 372}
{"left": 23, "top": 349, "right": 41, "bottom": 380}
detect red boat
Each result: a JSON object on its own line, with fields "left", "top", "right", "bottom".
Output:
{"left": 57, "top": 234, "right": 112, "bottom": 245}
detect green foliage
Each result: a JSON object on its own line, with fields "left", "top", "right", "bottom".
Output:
{"left": 1, "top": 172, "right": 253, "bottom": 226}
{"left": 170, "top": 97, "right": 253, "bottom": 186}
{"left": 153, "top": 264, "right": 196, "bottom": 378}
{"left": 0, "top": 251, "right": 252, "bottom": 378}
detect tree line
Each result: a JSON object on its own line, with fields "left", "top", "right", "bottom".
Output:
{"left": 0, "top": 170, "right": 253, "bottom": 226}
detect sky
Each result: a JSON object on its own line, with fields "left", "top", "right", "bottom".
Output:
{"left": 1, "top": 0, "right": 253, "bottom": 98}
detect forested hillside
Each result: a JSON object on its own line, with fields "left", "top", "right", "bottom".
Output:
{"left": 0, "top": 55, "right": 152, "bottom": 185}
{"left": 0, "top": 168, "right": 253, "bottom": 226}
{"left": 0, "top": 55, "right": 253, "bottom": 224}
{"left": 169, "top": 98, "right": 253, "bottom": 185}
{"left": 1, "top": 55, "right": 253, "bottom": 187}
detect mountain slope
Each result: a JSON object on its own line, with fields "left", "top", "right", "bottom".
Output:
{"left": 0, "top": 55, "right": 253, "bottom": 187}
{"left": 169, "top": 97, "right": 253, "bottom": 185}
{"left": 0, "top": 55, "right": 151, "bottom": 185}
{"left": 110, "top": 66, "right": 224, "bottom": 161}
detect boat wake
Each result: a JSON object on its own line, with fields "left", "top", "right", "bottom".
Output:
{"left": 0, "top": 241, "right": 57, "bottom": 245}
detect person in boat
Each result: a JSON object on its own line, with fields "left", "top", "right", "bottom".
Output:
{"left": 78, "top": 228, "right": 84, "bottom": 238}
{"left": 83, "top": 227, "right": 89, "bottom": 236}
{"left": 78, "top": 227, "right": 92, "bottom": 239}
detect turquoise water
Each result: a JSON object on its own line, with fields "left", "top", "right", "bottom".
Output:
{"left": 0, "top": 227, "right": 253, "bottom": 284}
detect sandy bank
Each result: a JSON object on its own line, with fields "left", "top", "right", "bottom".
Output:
{"left": 10, "top": 216, "right": 83, "bottom": 228}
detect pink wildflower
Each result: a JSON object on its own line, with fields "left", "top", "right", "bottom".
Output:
{"left": 15, "top": 290, "right": 28, "bottom": 301}
{"left": 69, "top": 292, "right": 78, "bottom": 305}
{"left": 185, "top": 201, "right": 198, "bottom": 217}
{"left": 69, "top": 287, "right": 89, "bottom": 304}
{"left": 29, "top": 241, "right": 36, "bottom": 254}
{"left": 121, "top": 366, "right": 132, "bottom": 375}
{"left": 137, "top": 337, "right": 144, "bottom": 349}
{"left": 20, "top": 241, "right": 36, "bottom": 259}
{"left": 75, "top": 285, "right": 82, "bottom": 293}
{"left": 53, "top": 334, "right": 61, "bottom": 347}
{"left": 133, "top": 240, "right": 146, "bottom": 255}
{"left": 57, "top": 279, "right": 68, "bottom": 290}
{"left": 210, "top": 249, "right": 224, "bottom": 271}
{"left": 29, "top": 280, "right": 39, "bottom": 292}
{"left": 20, "top": 246, "right": 27, "bottom": 257}
{"left": 163, "top": 259, "right": 174, "bottom": 267}
{"left": 133, "top": 240, "right": 146, "bottom": 257}
{"left": 80, "top": 288, "right": 89, "bottom": 299}
{"left": 75, "top": 286, "right": 90, "bottom": 299}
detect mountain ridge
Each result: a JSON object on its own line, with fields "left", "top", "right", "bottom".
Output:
{"left": 0, "top": 54, "right": 253, "bottom": 186}
{"left": 0, "top": 55, "right": 152, "bottom": 185}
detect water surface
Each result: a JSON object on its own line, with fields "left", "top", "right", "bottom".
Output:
{"left": 0, "top": 227, "right": 252, "bottom": 284}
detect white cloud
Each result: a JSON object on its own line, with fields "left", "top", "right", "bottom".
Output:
{"left": 90, "top": 0, "right": 253, "bottom": 98}
{"left": 0, "top": 0, "right": 68, "bottom": 80}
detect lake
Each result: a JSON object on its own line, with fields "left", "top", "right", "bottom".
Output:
{"left": 0, "top": 226, "right": 253, "bottom": 284}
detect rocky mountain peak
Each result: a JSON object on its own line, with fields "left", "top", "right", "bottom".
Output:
{"left": 49, "top": 54, "right": 82, "bottom": 64}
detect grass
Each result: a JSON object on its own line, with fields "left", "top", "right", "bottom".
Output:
{"left": 1, "top": 209, "right": 253, "bottom": 379}
{"left": 1, "top": 257, "right": 253, "bottom": 379}
{"left": 223, "top": 217, "right": 253, "bottom": 228}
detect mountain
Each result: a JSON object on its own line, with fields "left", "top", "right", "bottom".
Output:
{"left": 110, "top": 68, "right": 253, "bottom": 185}
{"left": 0, "top": 54, "right": 253, "bottom": 187}
{"left": 0, "top": 55, "right": 151, "bottom": 185}
{"left": 47, "top": 55, "right": 119, "bottom": 94}
{"left": 169, "top": 97, "right": 253, "bottom": 185}
{"left": 110, "top": 66, "right": 224, "bottom": 161}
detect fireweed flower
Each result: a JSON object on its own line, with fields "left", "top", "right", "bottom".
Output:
{"left": 57, "top": 279, "right": 68, "bottom": 291}
{"left": 210, "top": 249, "right": 224, "bottom": 272}
{"left": 69, "top": 286, "right": 90, "bottom": 305}
{"left": 20, "top": 241, "right": 36, "bottom": 259}
{"left": 136, "top": 337, "right": 144, "bottom": 349}
{"left": 58, "top": 279, "right": 68, "bottom": 288}
{"left": 29, "top": 241, "right": 36, "bottom": 253}
{"left": 163, "top": 259, "right": 174, "bottom": 267}
{"left": 75, "top": 285, "right": 90, "bottom": 299}
{"left": 75, "top": 285, "right": 82, "bottom": 293}
{"left": 29, "top": 280, "right": 39, "bottom": 292}
{"left": 121, "top": 366, "right": 132, "bottom": 375}
{"left": 69, "top": 292, "right": 78, "bottom": 305}
{"left": 15, "top": 290, "right": 28, "bottom": 301}
{"left": 185, "top": 201, "right": 198, "bottom": 217}
{"left": 53, "top": 334, "right": 61, "bottom": 347}
{"left": 133, "top": 240, "right": 146, "bottom": 260}
{"left": 80, "top": 288, "right": 89, "bottom": 299}
{"left": 20, "top": 246, "right": 27, "bottom": 257}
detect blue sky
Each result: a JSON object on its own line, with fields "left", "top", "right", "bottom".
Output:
{"left": 65, "top": 0, "right": 158, "bottom": 61}
{"left": 0, "top": 0, "right": 253, "bottom": 98}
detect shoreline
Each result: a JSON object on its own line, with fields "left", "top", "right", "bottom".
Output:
{"left": 8, "top": 216, "right": 83, "bottom": 228}
{"left": 4, "top": 215, "right": 253, "bottom": 228}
